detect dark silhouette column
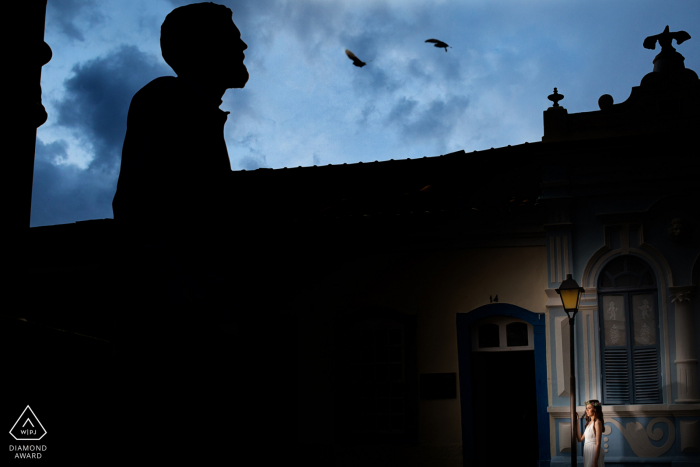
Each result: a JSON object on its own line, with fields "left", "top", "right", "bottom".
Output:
{"left": 9, "top": 0, "right": 51, "bottom": 266}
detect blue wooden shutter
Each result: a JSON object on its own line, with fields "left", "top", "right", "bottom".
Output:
{"left": 603, "top": 347, "right": 630, "bottom": 403}
{"left": 630, "top": 292, "right": 662, "bottom": 404}
{"left": 633, "top": 347, "right": 661, "bottom": 403}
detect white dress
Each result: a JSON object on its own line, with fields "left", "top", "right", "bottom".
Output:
{"left": 583, "top": 420, "right": 605, "bottom": 467}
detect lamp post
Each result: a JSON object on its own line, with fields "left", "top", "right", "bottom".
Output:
{"left": 556, "top": 273, "right": 585, "bottom": 467}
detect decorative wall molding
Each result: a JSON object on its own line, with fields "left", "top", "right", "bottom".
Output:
{"left": 607, "top": 417, "right": 675, "bottom": 458}
{"left": 670, "top": 285, "right": 700, "bottom": 402}
{"left": 559, "top": 422, "right": 571, "bottom": 452}
{"left": 548, "top": 233, "right": 571, "bottom": 286}
{"left": 546, "top": 308, "right": 553, "bottom": 407}
{"left": 670, "top": 285, "right": 694, "bottom": 303}
{"left": 578, "top": 288, "right": 598, "bottom": 311}
{"left": 555, "top": 316, "right": 569, "bottom": 397}
{"left": 680, "top": 420, "right": 700, "bottom": 453}
{"left": 671, "top": 292, "right": 692, "bottom": 303}
{"left": 545, "top": 288, "right": 561, "bottom": 308}
{"left": 583, "top": 311, "right": 590, "bottom": 402}
{"left": 581, "top": 224, "right": 674, "bottom": 289}
{"left": 582, "top": 246, "right": 612, "bottom": 289}
{"left": 547, "top": 404, "right": 700, "bottom": 417}
{"left": 582, "top": 311, "right": 598, "bottom": 402}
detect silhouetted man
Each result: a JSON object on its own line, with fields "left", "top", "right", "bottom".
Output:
{"left": 113, "top": 2, "right": 249, "bottom": 329}
{"left": 113, "top": 2, "right": 246, "bottom": 247}
{"left": 111, "top": 3, "right": 255, "bottom": 464}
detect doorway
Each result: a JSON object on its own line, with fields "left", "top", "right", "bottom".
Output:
{"left": 470, "top": 350, "right": 539, "bottom": 467}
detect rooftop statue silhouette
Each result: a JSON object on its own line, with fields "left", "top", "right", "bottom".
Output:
{"left": 643, "top": 25, "right": 691, "bottom": 52}
{"left": 110, "top": 3, "right": 263, "bottom": 463}
{"left": 643, "top": 25, "right": 692, "bottom": 74}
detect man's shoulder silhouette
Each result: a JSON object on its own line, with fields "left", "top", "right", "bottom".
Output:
{"left": 114, "top": 74, "right": 232, "bottom": 233}
{"left": 132, "top": 76, "right": 177, "bottom": 101}
{"left": 128, "top": 76, "right": 212, "bottom": 121}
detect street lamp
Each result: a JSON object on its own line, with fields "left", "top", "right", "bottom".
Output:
{"left": 556, "top": 273, "right": 585, "bottom": 467}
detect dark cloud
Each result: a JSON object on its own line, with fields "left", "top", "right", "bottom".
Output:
{"left": 54, "top": 45, "right": 171, "bottom": 174}
{"left": 239, "top": 154, "right": 268, "bottom": 170}
{"left": 281, "top": 0, "right": 344, "bottom": 62}
{"left": 35, "top": 139, "right": 70, "bottom": 165}
{"left": 407, "top": 58, "right": 431, "bottom": 82}
{"left": 231, "top": 132, "right": 269, "bottom": 170}
{"left": 386, "top": 96, "right": 418, "bottom": 125}
{"left": 349, "top": 64, "right": 403, "bottom": 97}
{"left": 46, "top": 0, "right": 104, "bottom": 42}
{"left": 31, "top": 139, "right": 115, "bottom": 227}
{"left": 385, "top": 94, "right": 469, "bottom": 148}
{"left": 357, "top": 103, "right": 377, "bottom": 126}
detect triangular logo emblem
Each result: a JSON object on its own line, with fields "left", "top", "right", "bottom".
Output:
{"left": 9, "top": 406, "right": 47, "bottom": 441}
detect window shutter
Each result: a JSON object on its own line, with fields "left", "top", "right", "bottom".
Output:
{"left": 604, "top": 348, "right": 630, "bottom": 403}
{"left": 633, "top": 347, "right": 661, "bottom": 403}
{"left": 598, "top": 256, "right": 661, "bottom": 405}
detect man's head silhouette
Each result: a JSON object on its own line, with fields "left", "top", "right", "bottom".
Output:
{"left": 161, "top": 2, "right": 248, "bottom": 97}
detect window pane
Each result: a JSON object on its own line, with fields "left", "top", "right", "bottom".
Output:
{"left": 601, "top": 272, "right": 614, "bottom": 288}
{"left": 632, "top": 294, "right": 656, "bottom": 346}
{"left": 478, "top": 323, "right": 499, "bottom": 348}
{"left": 614, "top": 273, "right": 635, "bottom": 287}
{"left": 626, "top": 257, "right": 647, "bottom": 275}
{"left": 603, "top": 295, "right": 626, "bottom": 346}
{"left": 605, "top": 257, "right": 625, "bottom": 278}
{"left": 506, "top": 322, "right": 528, "bottom": 346}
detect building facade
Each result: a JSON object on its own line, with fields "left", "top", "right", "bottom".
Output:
{"left": 11, "top": 11, "right": 700, "bottom": 466}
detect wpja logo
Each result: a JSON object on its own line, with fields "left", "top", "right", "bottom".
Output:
{"left": 8, "top": 406, "right": 47, "bottom": 459}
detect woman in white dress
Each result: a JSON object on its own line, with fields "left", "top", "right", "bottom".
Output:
{"left": 574, "top": 400, "right": 605, "bottom": 467}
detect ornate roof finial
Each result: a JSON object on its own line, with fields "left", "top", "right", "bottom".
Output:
{"left": 643, "top": 25, "right": 691, "bottom": 52}
{"left": 548, "top": 88, "right": 564, "bottom": 107}
{"left": 643, "top": 26, "right": 691, "bottom": 72}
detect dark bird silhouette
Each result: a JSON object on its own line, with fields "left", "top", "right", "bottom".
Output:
{"left": 643, "top": 25, "right": 691, "bottom": 51}
{"left": 494, "top": 295, "right": 498, "bottom": 302}
{"left": 345, "top": 49, "right": 371, "bottom": 67}
{"left": 425, "top": 39, "right": 451, "bottom": 52}
{"left": 490, "top": 295, "right": 493, "bottom": 303}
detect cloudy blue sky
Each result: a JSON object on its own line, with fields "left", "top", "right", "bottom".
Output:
{"left": 31, "top": 0, "right": 700, "bottom": 227}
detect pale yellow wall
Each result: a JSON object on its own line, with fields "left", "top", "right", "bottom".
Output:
{"left": 321, "top": 245, "right": 548, "bottom": 445}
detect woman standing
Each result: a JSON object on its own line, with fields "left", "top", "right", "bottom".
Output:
{"left": 574, "top": 400, "right": 605, "bottom": 467}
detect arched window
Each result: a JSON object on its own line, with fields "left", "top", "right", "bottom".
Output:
{"left": 598, "top": 255, "right": 661, "bottom": 404}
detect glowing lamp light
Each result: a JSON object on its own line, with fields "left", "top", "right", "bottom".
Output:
{"left": 555, "top": 274, "right": 584, "bottom": 318}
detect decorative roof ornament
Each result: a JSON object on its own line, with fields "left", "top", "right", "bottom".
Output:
{"left": 548, "top": 88, "right": 564, "bottom": 108}
{"left": 643, "top": 25, "right": 691, "bottom": 52}
{"left": 643, "top": 25, "right": 691, "bottom": 73}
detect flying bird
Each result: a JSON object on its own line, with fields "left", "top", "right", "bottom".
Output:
{"left": 425, "top": 39, "right": 452, "bottom": 52}
{"left": 345, "top": 49, "right": 371, "bottom": 67}
{"left": 643, "top": 25, "right": 691, "bottom": 51}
